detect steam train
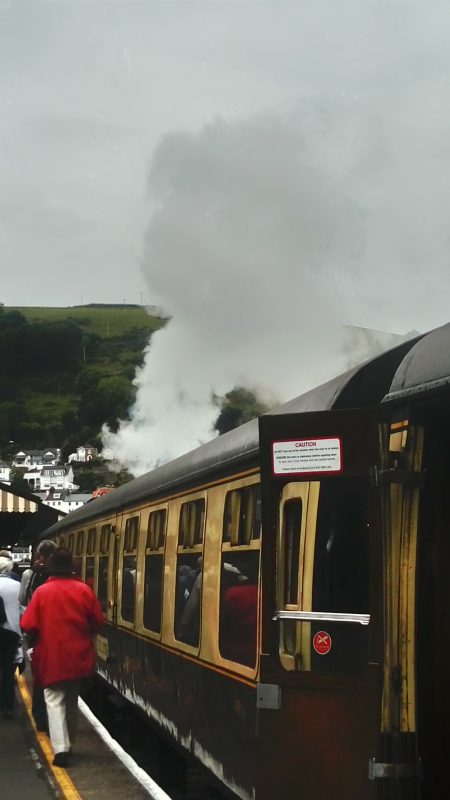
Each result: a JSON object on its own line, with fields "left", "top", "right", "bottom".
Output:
{"left": 40, "top": 321, "right": 450, "bottom": 799}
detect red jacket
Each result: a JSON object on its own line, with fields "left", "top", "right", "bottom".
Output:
{"left": 21, "top": 575, "right": 104, "bottom": 687}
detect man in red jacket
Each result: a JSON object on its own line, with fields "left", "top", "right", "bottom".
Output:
{"left": 21, "top": 547, "right": 104, "bottom": 767}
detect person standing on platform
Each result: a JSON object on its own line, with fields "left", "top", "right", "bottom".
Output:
{"left": 0, "top": 550, "right": 21, "bottom": 581}
{"left": 21, "top": 548, "right": 104, "bottom": 767}
{"left": 19, "top": 539, "right": 57, "bottom": 732}
{"left": 19, "top": 540, "right": 57, "bottom": 604}
{"left": 0, "top": 556, "right": 22, "bottom": 718}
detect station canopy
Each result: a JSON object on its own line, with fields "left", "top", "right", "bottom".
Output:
{"left": 0, "top": 482, "right": 61, "bottom": 547}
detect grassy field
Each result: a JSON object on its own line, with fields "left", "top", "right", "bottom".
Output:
{"left": 9, "top": 304, "right": 166, "bottom": 339}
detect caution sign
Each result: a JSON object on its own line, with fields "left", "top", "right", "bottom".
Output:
{"left": 272, "top": 437, "right": 342, "bottom": 475}
{"left": 313, "top": 630, "right": 332, "bottom": 655}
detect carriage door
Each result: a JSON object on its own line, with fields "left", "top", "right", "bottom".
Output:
{"left": 258, "top": 409, "right": 382, "bottom": 800}
{"left": 416, "top": 410, "right": 450, "bottom": 797}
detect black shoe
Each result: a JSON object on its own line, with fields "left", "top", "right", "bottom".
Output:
{"left": 53, "top": 752, "right": 70, "bottom": 768}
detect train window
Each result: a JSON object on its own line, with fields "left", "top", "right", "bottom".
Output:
{"left": 312, "top": 479, "right": 369, "bottom": 616}
{"left": 147, "top": 510, "right": 166, "bottom": 550}
{"left": 219, "top": 483, "right": 261, "bottom": 668}
{"left": 98, "top": 524, "right": 112, "bottom": 611}
{"left": 222, "top": 486, "right": 261, "bottom": 546}
{"left": 75, "top": 530, "right": 85, "bottom": 556}
{"left": 85, "top": 528, "right": 96, "bottom": 589}
{"left": 124, "top": 516, "right": 139, "bottom": 551}
{"left": 100, "top": 524, "right": 111, "bottom": 554}
{"left": 68, "top": 533, "right": 75, "bottom": 552}
{"left": 277, "top": 482, "right": 318, "bottom": 671}
{"left": 277, "top": 479, "right": 370, "bottom": 672}
{"left": 143, "top": 510, "right": 167, "bottom": 634}
{"left": 85, "top": 558, "right": 95, "bottom": 588}
{"left": 87, "top": 528, "right": 96, "bottom": 555}
{"left": 219, "top": 550, "right": 259, "bottom": 668}
{"left": 178, "top": 500, "right": 205, "bottom": 547}
{"left": 121, "top": 516, "right": 139, "bottom": 623}
{"left": 174, "top": 499, "right": 205, "bottom": 646}
{"left": 283, "top": 500, "right": 302, "bottom": 606}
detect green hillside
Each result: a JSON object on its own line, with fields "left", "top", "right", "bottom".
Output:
{"left": 0, "top": 304, "right": 166, "bottom": 461}
{"left": 11, "top": 304, "right": 163, "bottom": 339}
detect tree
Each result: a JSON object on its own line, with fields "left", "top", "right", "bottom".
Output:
{"left": 9, "top": 467, "right": 29, "bottom": 494}
{"left": 213, "top": 387, "right": 269, "bottom": 435}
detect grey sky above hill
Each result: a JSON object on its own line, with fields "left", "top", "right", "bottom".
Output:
{"left": 3, "top": 1, "right": 450, "bottom": 471}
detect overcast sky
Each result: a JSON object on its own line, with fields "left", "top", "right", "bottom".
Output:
{"left": 3, "top": 1, "right": 450, "bottom": 470}
{"left": 2, "top": 1, "right": 450, "bottom": 329}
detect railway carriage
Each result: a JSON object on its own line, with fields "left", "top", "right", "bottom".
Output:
{"left": 40, "top": 322, "right": 450, "bottom": 799}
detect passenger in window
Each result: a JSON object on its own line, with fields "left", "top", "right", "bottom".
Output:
{"left": 122, "top": 564, "right": 136, "bottom": 621}
{"left": 177, "top": 564, "right": 198, "bottom": 607}
{"left": 177, "top": 557, "right": 202, "bottom": 645}
{"left": 220, "top": 563, "right": 258, "bottom": 668}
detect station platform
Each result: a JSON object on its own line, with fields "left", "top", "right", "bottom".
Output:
{"left": 0, "top": 690, "right": 53, "bottom": 800}
{"left": 5, "top": 671, "right": 171, "bottom": 800}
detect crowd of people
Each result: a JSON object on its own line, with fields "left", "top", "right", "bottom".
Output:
{"left": 1, "top": 536, "right": 258, "bottom": 768}
{"left": 0, "top": 540, "right": 104, "bottom": 768}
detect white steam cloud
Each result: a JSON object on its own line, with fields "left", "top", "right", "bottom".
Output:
{"left": 103, "top": 8, "right": 450, "bottom": 475}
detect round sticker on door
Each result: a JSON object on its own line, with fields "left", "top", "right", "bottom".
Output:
{"left": 313, "top": 630, "right": 332, "bottom": 655}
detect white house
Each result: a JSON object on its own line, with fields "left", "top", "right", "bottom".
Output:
{"left": 0, "top": 463, "right": 11, "bottom": 484}
{"left": 101, "top": 447, "right": 114, "bottom": 461}
{"left": 33, "top": 489, "right": 91, "bottom": 515}
{"left": 39, "top": 465, "right": 78, "bottom": 492}
{"left": 13, "top": 448, "right": 61, "bottom": 469}
{"left": 77, "top": 445, "right": 98, "bottom": 462}
{"left": 23, "top": 468, "right": 42, "bottom": 490}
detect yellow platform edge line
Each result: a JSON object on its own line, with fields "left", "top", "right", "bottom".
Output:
{"left": 17, "top": 674, "right": 83, "bottom": 800}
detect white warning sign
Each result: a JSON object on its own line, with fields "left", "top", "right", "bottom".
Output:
{"left": 272, "top": 437, "right": 342, "bottom": 475}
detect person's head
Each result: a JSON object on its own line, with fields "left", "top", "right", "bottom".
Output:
{"left": 0, "top": 549, "right": 12, "bottom": 560}
{"left": 47, "top": 547, "right": 75, "bottom": 576}
{"left": 0, "top": 556, "right": 13, "bottom": 575}
{"left": 35, "top": 540, "right": 57, "bottom": 564}
{"left": 222, "top": 562, "right": 248, "bottom": 588}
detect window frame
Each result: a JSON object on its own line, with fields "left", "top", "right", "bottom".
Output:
{"left": 120, "top": 515, "right": 140, "bottom": 627}
{"left": 173, "top": 497, "right": 206, "bottom": 649}
{"left": 143, "top": 507, "right": 168, "bottom": 637}
{"left": 97, "top": 523, "right": 113, "bottom": 614}
{"left": 277, "top": 481, "right": 320, "bottom": 672}
{"left": 218, "top": 481, "right": 261, "bottom": 670}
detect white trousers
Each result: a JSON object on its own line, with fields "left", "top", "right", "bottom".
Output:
{"left": 44, "top": 680, "right": 80, "bottom": 755}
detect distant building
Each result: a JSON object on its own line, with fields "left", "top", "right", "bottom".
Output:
{"left": 23, "top": 468, "right": 42, "bottom": 490}
{"left": 100, "top": 448, "right": 114, "bottom": 461}
{"left": 0, "top": 463, "right": 11, "bottom": 485}
{"left": 33, "top": 489, "right": 91, "bottom": 515}
{"left": 68, "top": 444, "right": 98, "bottom": 463}
{"left": 13, "top": 448, "right": 61, "bottom": 469}
{"left": 39, "top": 465, "right": 78, "bottom": 492}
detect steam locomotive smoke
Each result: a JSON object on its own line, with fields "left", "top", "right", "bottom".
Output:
{"left": 103, "top": 4, "right": 450, "bottom": 475}
{"left": 102, "top": 111, "right": 416, "bottom": 475}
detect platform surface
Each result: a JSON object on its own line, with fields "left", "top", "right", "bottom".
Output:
{"left": 0, "top": 704, "right": 54, "bottom": 800}
{"left": 15, "top": 671, "right": 168, "bottom": 800}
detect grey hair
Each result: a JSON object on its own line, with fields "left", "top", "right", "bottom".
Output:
{"left": 0, "top": 556, "right": 13, "bottom": 574}
{"left": 36, "top": 540, "right": 57, "bottom": 559}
